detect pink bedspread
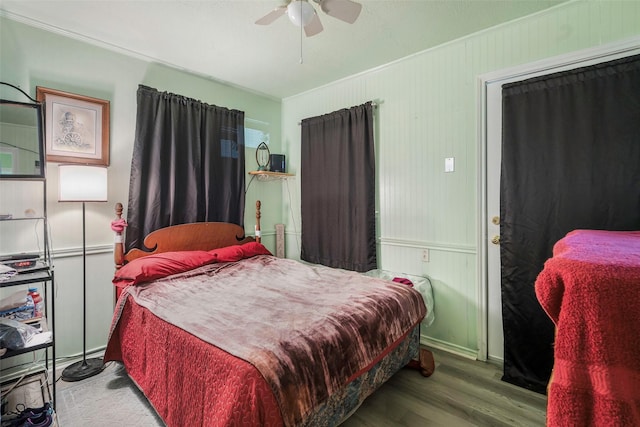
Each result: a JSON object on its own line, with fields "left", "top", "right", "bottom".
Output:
{"left": 106, "top": 254, "right": 426, "bottom": 426}
{"left": 535, "top": 230, "right": 640, "bottom": 426}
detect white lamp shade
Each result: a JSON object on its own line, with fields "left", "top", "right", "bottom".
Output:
{"left": 58, "top": 165, "right": 108, "bottom": 202}
{"left": 287, "top": 1, "right": 315, "bottom": 27}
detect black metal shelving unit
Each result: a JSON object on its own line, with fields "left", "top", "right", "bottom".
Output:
{"left": 1, "top": 82, "right": 56, "bottom": 414}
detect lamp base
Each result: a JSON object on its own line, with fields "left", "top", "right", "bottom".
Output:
{"left": 61, "top": 357, "right": 105, "bottom": 382}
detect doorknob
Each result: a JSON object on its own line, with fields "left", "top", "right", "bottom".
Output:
{"left": 491, "top": 235, "right": 500, "bottom": 245}
{"left": 492, "top": 216, "right": 500, "bottom": 225}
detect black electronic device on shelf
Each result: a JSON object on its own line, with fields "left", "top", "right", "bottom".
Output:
{"left": 269, "top": 154, "right": 286, "bottom": 173}
{"left": 2, "top": 260, "right": 48, "bottom": 274}
{"left": 0, "top": 253, "right": 39, "bottom": 262}
{"left": 0, "top": 254, "right": 47, "bottom": 273}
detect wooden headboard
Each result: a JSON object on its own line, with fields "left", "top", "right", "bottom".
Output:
{"left": 114, "top": 200, "right": 261, "bottom": 268}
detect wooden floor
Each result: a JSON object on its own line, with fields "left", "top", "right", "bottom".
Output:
{"left": 342, "top": 347, "right": 547, "bottom": 427}
{"left": 36, "top": 346, "right": 546, "bottom": 426}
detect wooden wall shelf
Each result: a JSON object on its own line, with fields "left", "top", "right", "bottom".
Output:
{"left": 248, "top": 171, "right": 294, "bottom": 181}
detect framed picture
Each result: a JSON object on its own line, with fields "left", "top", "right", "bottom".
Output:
{"left": 36, "top": 87, "right": 110, "bottom": 166}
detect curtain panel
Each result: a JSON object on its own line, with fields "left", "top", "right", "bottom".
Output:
{"left": 126, "top": 85, "right": 246, "bottom": 252}
{"left": 300, "top": 102, "right": 376, "bottom": 272}
{"left": 500, "top": 54, "right": 640, "bottom": 393}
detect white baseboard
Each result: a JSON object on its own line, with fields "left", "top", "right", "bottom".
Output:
{"left": 421, "top": 335, "right": 479, "bottom": 360}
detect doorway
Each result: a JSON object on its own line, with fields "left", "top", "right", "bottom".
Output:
{"left": 479, "top": 38, "right": 640, "bottom": 368}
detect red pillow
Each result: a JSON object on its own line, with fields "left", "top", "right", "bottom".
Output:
{"left": 113, "top": 242, "right": 272, "bottom": 288}
{"left": 113, "top": 250, "right": 216, "bottom": 288}
{"left": 209, "top": 241, "right": 272, "bottom": 261}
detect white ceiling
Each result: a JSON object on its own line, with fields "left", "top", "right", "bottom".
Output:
{"left": 1, "top": 0, "right": 567, "bottom": 99}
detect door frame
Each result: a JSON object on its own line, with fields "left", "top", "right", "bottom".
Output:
{"left": 476, "top": 36, "right": 640, "bottom": 362}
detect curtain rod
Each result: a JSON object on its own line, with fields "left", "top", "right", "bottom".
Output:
{"left": 297, "top": 101, "right": 381, "bottom": 125}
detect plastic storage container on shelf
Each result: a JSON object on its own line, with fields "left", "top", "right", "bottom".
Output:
{"left": 363, "top": 269, "right": 435, "bottom": 328}
{"left": 28, "top": 287, "right": 43, "bottom": 319}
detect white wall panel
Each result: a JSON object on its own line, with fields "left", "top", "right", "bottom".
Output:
{"left": 282, "top": 0, "right": 640, "bottom": 355}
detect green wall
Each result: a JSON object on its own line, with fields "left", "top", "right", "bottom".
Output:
{"left": 1, "top": 0, "right": 639, "bottom": 365}
{"left": 0, "top": 16, "right": 282, "bottom": 362}
{"left": 281, "top": 0, "right": 640, "bottom": 356}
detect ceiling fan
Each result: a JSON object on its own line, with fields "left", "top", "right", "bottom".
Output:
{"left": 255, "top": 0, "right": 363, "bottom": 37}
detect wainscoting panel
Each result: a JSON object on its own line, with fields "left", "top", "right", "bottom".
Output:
{"left": 282, "top": 0, "right": 640, "bottom": 357}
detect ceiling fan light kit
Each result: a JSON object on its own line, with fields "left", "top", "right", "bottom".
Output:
{"left": 287, "top": 1, "right": 315, "bottom": 27}
{"left": 256, "top": 0, "right": 362, "bottom": 37}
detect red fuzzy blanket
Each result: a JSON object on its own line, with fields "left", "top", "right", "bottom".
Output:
{"left": 535, "top": 230, "right": 640, "bottom": 426}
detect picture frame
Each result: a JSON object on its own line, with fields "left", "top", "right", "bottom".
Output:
{"left": 36, "top": 87, "right": 110, "bottom": 166}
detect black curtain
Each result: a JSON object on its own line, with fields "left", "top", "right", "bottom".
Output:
{"left": 500, "top": 54, "right": 640, "bottom": 393}
{"left": 126, "top": 85, "right": 245, "bottom": 252}
{"left": 300, "top": 102, "right": 376, "bottom": 272}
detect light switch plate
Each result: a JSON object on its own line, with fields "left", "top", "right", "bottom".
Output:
{"left": 445, "top": 157, "right": 455, "bottom": 172}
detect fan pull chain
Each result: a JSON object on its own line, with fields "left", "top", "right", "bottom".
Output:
{"left": 299, "top": 17, "right": 304, "bottom": 64}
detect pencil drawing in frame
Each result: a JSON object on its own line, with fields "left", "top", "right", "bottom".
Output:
{"left": 37, "top": 86, "right": 110, "bottom": 166}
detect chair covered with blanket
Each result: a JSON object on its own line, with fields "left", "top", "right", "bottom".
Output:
{"left": 535, "top": 230, "right": 640, "bottom": 426}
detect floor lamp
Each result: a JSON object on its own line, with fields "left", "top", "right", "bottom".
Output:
{"left": 58, "top": 164, "right": 108, "bottom": 381}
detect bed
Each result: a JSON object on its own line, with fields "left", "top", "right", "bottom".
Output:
{"left": 104, "top": 201, "right": 434, "bottom": 426}
{"left": 535, "top": 229, "right": 640, "bottom": 426}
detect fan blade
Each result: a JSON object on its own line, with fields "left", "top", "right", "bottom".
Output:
{"left": 304, "top": 12, "right": 323, "bottom": 37}
{"left": 255, "top": 5, "right": 287, "bottom": 25}
{"left": 319, "top": 0, "right": 362, "bottom": 24}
